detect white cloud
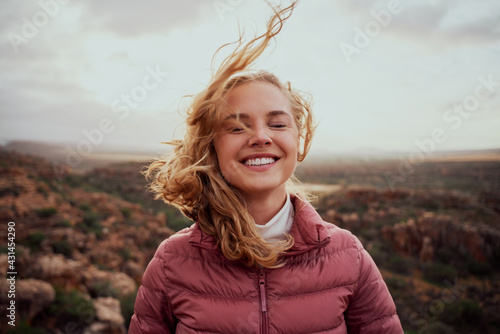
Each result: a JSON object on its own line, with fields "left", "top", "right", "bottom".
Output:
{"left": 0, "top": 0, "right": 499, "bottom": 156}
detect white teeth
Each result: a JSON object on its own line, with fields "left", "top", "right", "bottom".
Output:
{"left": 244, "top": 157, "right": 276, "bottom": 166}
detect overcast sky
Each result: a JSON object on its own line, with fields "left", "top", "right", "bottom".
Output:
{"left": 1, "top": 0, "right": 499, "bottom": 158}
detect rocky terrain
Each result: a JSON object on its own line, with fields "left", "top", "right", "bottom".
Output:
{"left": 0, "top": 149, "right": 174, "bottom": 333}
{"left": 312, "top": 164, "right": 500, "bottom": 334}
{"left": 1, "top": 147, "right": 500, "bottom": 333}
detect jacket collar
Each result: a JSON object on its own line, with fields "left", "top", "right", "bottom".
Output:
{"left": 189, "top": 195, "right": 331, "bottom": 255}
{"left": 285, "top": 195, "right": 331, "bottom": 255}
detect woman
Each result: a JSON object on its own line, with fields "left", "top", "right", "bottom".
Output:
{"left": 129, "top": 2, "right": 403, "bottom": 333}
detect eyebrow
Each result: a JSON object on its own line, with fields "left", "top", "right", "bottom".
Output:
{"left": 223, "top": 110, "right": 291, "bottom": 121}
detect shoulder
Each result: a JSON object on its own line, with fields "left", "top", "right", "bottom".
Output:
{"left": 323, "top": 222, "right": 364, "bottom": 253}
{"left": 153, "top": 223, "right": 227, "bottom": 266}
{"left": 153, "top": 224, "right": 198, "bottom": 260}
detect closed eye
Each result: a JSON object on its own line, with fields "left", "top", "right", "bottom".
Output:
{"left": 269, "top": 123, "right": 287, "bottom": 128}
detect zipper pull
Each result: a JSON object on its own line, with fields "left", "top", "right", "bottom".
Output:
{"left": 259, "top": 272, "right": 267, "bottom": 313}
{"left": 259, "top": 271, "right": 268, "bottom": 334}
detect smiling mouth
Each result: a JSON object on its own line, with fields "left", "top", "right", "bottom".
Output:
{"left": 242, "top": 157, "right": 277, "bottom": 166}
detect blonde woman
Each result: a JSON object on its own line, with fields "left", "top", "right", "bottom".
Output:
{"left": 129, "top": 2, "right": 403, "bottom": 333}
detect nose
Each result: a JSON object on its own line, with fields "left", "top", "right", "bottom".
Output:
{"left": 248, "top": 127, "right": 272, "bottom": 147}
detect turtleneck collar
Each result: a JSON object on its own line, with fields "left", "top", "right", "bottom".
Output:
{"left": 254, "top": 193, "right": 294, "bottom": 242}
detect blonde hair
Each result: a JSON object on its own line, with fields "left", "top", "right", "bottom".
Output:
{"left": 145, "top": 1, "right": 315, "bottom": 268}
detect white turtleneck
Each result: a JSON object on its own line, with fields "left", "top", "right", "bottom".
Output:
{"left": 254, "top": 193, "right": 294, "bottom": 242}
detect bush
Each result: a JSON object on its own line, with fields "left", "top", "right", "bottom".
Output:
{"left": 367, "top": 240, "right": 391, "bottom": 267}
{"left": 7, "top": 321, "right": 46, "bottom": 334}
{"left": 425, "top": 321, "right": 458, "bottom": 334}
{"left": 423, "top": 262, "right": 458, "bottom": 285}
{"left": 80, "top": 209, "right": 103, "bottom": 239}
{"left": 88, "top": 279, "right": 118, "bottom": 299}
{"left": 52, "top": 240, "right": 74, "bottom": 257}
{"left": 78, "top": 203, "right": 92, "bottom": 212}
{"left": 56, "top": 219, "right": 72, "bottom": 227}
{"left": 120, "top": 207, "right": 132, "bottom": 219}
{"left": 118, "top": 248, "right": 132, "bottom": 261}
{"left": 384, "top": 277, "right": 407, "bottom": 299}
{"left": 64, "top": 174, "right": 86, "bottom": 188}
{"left": 49, "top": 288, "right": 95, "bottom": 329}
{"left": 0, "top": 184, "right": 23, "bottom": 197}
{"left": 492, "top": 244, "right": 500, "bottom": 270}
{"left": 24, "top": 232, "right": 46, "bottom": 252}
{"left": 386, "top": 255, "right": 413, "bottom": 275}
{"left": 36, "top": 185, "right": 48, "bottom": 197}
{"left": 37, "top": 207, "right": 57, "bottom": 218}
{"left": 120, "top": 292, "right": 137, "bottom": 329}
{"left": 439, "top": 299, "right": 484, "bottom": 331}
{"left": 467, "top": 259, "right": 493, "bottom": 277}
{"left": 435, "top": 247, "right": 456, "bottom": 263}
{"left": 165, "top": 209, "right": 192, "bottom": 231}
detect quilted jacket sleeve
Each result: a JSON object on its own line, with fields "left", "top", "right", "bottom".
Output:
{"left": 345, "top": 238, "right": 404, "bottom": 334}
{"left": 129, "top": 240, "right": 176, "bottom": 333}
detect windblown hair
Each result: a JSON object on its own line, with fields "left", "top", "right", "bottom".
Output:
{"left": 145, "top": 1, "right": 315, "bottom": 268}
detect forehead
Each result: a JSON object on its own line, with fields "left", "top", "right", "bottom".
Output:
{"left": 222, "top": 81, "right": 292, "bottom": 117}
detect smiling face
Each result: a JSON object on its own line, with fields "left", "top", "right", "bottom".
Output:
{"left": 213, "top": 80, "right": 299, "bottom": 201}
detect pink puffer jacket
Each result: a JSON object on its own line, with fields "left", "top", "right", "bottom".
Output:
{"left": 129, "top": 196, "right": 403, "bottom": 333}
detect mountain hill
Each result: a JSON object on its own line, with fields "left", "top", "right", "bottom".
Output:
{"left": 0, "top": 148, "right": 175, "bottom": 333}
{"left": 1, "top": 147, "right": 500, "bottom": 333}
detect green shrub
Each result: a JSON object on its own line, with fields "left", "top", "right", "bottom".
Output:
{"left": 425, "top": 321, "right": 458, "bottom": 334}
{"left": 384, "top": 277, "right": 407, "bottom": 299}
{"left": 120, "top": 292, "right": 137, "bottom": 329}
{"left": 386, "top": 255, "right": 413, "bottom": 275}
{"left": 37, "top": 207, "right": 57, "bottom": 217}
{"left": 423, "top": 262, "right": 458, "bottom": 285}
{"left": 120, "top": 207, "right": 132, "bottom": 219}
{"left": 165, "top": 209, "right": 192, "bottom": 231}
{"left": 64, "top": 174, "right": 86, "bottom": 188}
{"left": 24, "top": 232, "right": 46, "bottom": 252}
{"left": 491, "top": 244, "right": 500, "bottom": 270}
{"left": 367, "top": 240, "right": 391, "bottom": 267}
{"left": 0, "top": 185, "right": 23, "bottom": 197}
{"left": 56, "top": 219, "right": 72, "bottom": 227}
{"left": 118, "top": 248, "right": 132, "bottom": 261}
{"left": 439, "top": 299, "right": 484, "bottom": 331}
{"left": 466, "top": 259, "right": 492, "bottom": 277}
{"left": 385, "top": 277, "right": 407, "bottom": 290}
{"left": 7, "top": 320, "right": 46, "bottom": 334}
{"left": 88, "top": 279, "right": 118, "bottom": 299}
{"left": 36, "top": 185, "right": 48, "bottom": 197}
{"left": 49, "top": 287, "right": 95, "bottom": 329}
{"left": 435, "top": 247, "right": 456, "bottom": 263}
{"left": 78, "top": 203, "right": 92, "bottom": 212}
{"left": 80, "top": 209, "right": 103, "bottom": 239}
{"left": 52, "top": 240, "right": 74, "bottom": 257}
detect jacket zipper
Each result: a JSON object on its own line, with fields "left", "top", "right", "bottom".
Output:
{"left": 259, "top": 270, "right": 268, "bottom": 334}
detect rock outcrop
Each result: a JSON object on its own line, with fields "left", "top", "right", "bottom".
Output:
{"left": 382, "top": 212, "right": 500, "bottom": 263}
{"left": 0, "top": 149, "right": 175, "bottom": 333}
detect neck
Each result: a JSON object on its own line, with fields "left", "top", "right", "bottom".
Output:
{"left": 244, "top": 187, "right": 287, "bottom": 225}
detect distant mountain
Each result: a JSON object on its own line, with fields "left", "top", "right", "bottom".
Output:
{"left": 2, "top": 140, "right": 159, "bottom": 172}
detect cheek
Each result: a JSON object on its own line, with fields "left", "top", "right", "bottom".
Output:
{"left": 214, "top": 136, "right": 236, "bottom": 170}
